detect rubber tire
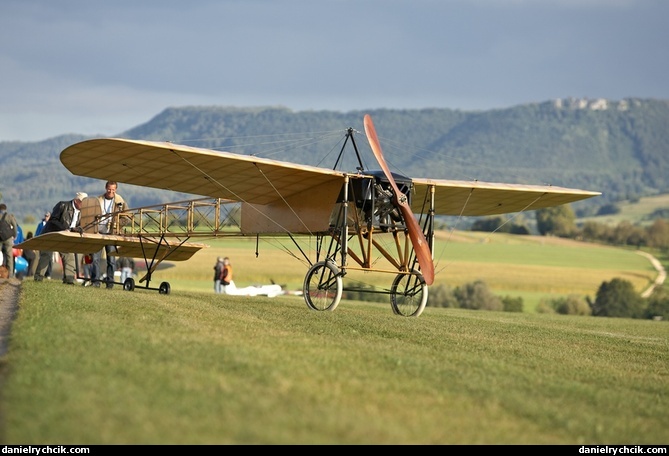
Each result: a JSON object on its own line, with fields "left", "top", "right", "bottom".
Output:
{"left": 303, "top": 261, "right": 343, "bottom": 312}
{"left": 123, "top": 277, "right": 135, "bottom": 291}
{"left": 390, "top": 271, "right": 428, "bottom": 317}
{"left": 159, "top": 281, "right": 171, "bottom": 295}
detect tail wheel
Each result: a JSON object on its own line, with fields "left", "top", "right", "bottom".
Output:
{"left": 159, "top": 281, "right": 171, "bottom": 295}
{"left": 303, "top": 261, "right": 343, "bottom": 312}
{"left": 123, "top": 278, "right": 135, "bottom": 291}
{"left": 390, "top": 271, "right": 428, "bottom": 317}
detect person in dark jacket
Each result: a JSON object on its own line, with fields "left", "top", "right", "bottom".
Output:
{"left": 213, "top": 257, "right": 224, "bottom": 293}
{"left": 19, "top": 231, "right": 37, "bottom": 279}
{"left": 0, "top": 203, "right": 18, "bottom": 277}
{"left": 34, "top": 211, "right": 53, "bottom": 278}
{"left": 33, "top": 192, "right": 87, "bottom": 284}
{"left": 118, "top": 256, "right": 134, "bottom": 284}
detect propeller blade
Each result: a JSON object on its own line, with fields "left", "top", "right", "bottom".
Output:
{"left": 363, "top": 114, "right": 434, "bottom": 285}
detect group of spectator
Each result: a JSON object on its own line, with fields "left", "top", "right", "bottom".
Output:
{"left": 0, "top": 180, "right": 131, "bottom": 287}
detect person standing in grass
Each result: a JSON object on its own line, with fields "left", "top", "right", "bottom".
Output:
{"left": 91, "top": 181, "right": 127, "bottom": 288}
{"left": 34, "top": 192, "right": 87, "bottom": 285}
{"left": 20, "top": 231, "right": 36, "bottom": 279}
{"left": 220, "top": 257, "right": 233, "bottom": 294}
{"left": 34, "top": 211, "right": 53, "bottom": 279}
{"left": 119, "top": 256, "right": 134, "bottom": 284}
{"left": 0, "top": 203, "right": 18, "bottom": 277}
{"left": 213, "top": 257, "right": 224, "bottom": 293}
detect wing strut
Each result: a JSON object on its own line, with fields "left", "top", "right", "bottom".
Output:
{"left": 136, "top": 233, "right": 192, "bottom": 285}
{"left": 364, "top": 114, "right": 435, "bottom": 285}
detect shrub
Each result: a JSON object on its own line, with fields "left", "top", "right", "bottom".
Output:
{"left": 552, "top": 294, "right": 592, "bottom": 316}
{"left": 453, "top": 280, "right": 503, "bottom": 311}
{"left": 592, "top": 278, "right": 645, "bottom": 319}
{"left": 644, "top": 287, "right": 669, "bottom": 321}
{"left": 427, "top": 284, "right": 459, "bottom": 308}
{"left": 535, "top": 300, "right": 556, "bottom": 314}
{"left": 501, "top": 295, "right": 524, "bottom": 312}
{"left": 596, "top": 203, "right": 621, "bottom": 216}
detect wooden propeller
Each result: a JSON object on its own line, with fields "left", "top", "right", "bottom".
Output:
{"left": 363, "top": 114, "right": 434, "bottom": 285}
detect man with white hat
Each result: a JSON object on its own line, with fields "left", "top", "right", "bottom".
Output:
{"left": 34, "top": 192, "right": 88, "bottom": 284}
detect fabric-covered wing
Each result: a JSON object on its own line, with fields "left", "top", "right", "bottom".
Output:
{"left": 16, "top": 231, "right": 206, "bottom": 261}
{"left": 411, "top": 178, "right": 601, "bottom": 216}
{"left": 61, "top": 139, "right": 349, "bottom": 234}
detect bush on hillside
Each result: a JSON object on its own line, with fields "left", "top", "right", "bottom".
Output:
{"left": 501, "top": 295, "right": 524, "bottom": 312}
{"left": 427, "top": 284, "right": 459, "bottom": 308}
{"left": 590, "top": 278, "right": 646, "bottom": 319}
{"left": 535, "top": 301, "right": 556, "bottom": 314}
{"left": 536, "top": 205, "right": 577, "bottom": 237}
{"left": 453, "top": 280, "right": 503, "bottom": 311}
{"left": 428, "top": 282, "right": 521, "bottom": 312}
{"left": 546, "top": 294, "right": 592, "bottom": 316}
{"left": 470, "top": 217, "right": 530, "bottom": 235}
{"left": 644, "top": 287, "right": 669, "bottom": 321}
{"left": 596, "top": 203, "right": 621, "bottom": 216}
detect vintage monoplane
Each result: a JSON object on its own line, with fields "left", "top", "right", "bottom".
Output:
{"left": 19, "top": 114, "right": 600, "bottom": 316}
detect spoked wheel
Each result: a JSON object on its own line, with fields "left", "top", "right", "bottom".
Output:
{"left": 159, "top": 281, "right": 171, "bottom": 295}
{"left": 303, "top": 261, "right": 343, "bottom": 312}
{"left": 123, "top": 278, "right": 135, "bottom": 291}
{"left": 390, "top": 270, "right": 428, "bottom": 317}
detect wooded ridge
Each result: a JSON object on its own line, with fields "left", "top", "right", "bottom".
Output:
{"left": 1, "top": 98, "right": 667, "bottom": 223}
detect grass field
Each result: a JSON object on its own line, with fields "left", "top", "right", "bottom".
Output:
{"left": 580, "top": 193, "right": 669, "bottom": 227}
{"left": 1, "top": 232, "right": 665, "bottom": 444}
{"left": 2, "top": 281, "right": 667, "bottom": 444}
{"left": 143, "top": 231, "right": 660, "bottom": 312}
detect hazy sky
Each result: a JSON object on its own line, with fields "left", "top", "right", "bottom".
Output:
{"left": 2, "top": 0, "right": 667, "bottom": 142}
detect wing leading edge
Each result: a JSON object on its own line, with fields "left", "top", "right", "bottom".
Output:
{"left": 411, "top": 178, "right": 601, "bottom": 217}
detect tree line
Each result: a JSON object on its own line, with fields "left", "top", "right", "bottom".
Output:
{"left": 427, "top": 277, "right": 668, "bottom": 321}
{"left": 453, "top": 205, "right": 669, "bottom": 320}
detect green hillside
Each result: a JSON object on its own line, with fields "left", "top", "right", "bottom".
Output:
{"left": 582, "top": 193, "right": 669, "bottom": 226}
{"left": 1, "top": 98, "right": 669, "bottom": 224}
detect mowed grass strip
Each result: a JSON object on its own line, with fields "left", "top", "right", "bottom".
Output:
{"left": 2, "top": 280, "right": 667, "bottom": 444}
